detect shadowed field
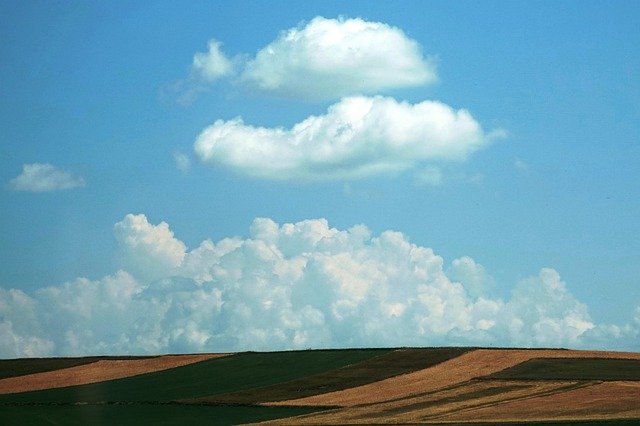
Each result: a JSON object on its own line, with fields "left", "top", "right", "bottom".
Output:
{"left": 0, "top": 348, "right": 638, "bottom": 425}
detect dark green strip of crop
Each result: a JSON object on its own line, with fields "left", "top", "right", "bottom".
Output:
{"left": 0, "top": 349, "right": 390, "bottom": 404}
{"left": 194, "top": 347, "right": 473, "bottom": 404}
{"left": 486, "top": 358, "right": 640, "bottom": 381}
{"left": 0, "top": 403, "right": 323, "bottom": 426}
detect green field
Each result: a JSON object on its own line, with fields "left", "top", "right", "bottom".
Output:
{"left": 196, "top": 347, "right": 470, "bottom": 404}
{"left": 0, "top": 403, "right": 320, "bottom": 426}
{"left": 2, "top": 349, "right": 638, "bottom": 425}
{"left": 486, "top": 358, "right": 640, "bottom": 381}
{"left": 0, "top": 349, "right": 390, "bottom": 404}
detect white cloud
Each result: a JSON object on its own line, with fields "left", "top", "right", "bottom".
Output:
{"left": 113, "top": 214, "right": 186, "bottom": 282}
{"left": 194, "top": 96, "right": 503, "bottom": 181}
{"left": 241, "top": 16, "right": 437, "bottom": 99}
{"left": 191, "top": 39, "right": 234, "bottom": 82}
{"left": 448, "top": 256, "right": 494, "bottom": 298}
{"left": 8, "top": 163, "right": 86, "bottom": 192}
{"left": 173, "top": 152, "right": 191, "bottom": 174}
{"left": 503, "top": 269, "right": 595, "bottom": 347}
{"left": 1, "top": 215, "right": 637, "bottom": 356}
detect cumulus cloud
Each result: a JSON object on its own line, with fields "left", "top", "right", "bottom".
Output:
{"left": 194, "top": 96, "right": 503, "bottom": 181}
{"left": 8, "top": 163, "right": 86, "bottom": 192}
{"left": 241, "top": 16, "right": 436, "bottom": 100}
{"left": 191, "top": 39, "right": 234, "bottom": 82}
{"left": 114, "top": 214, "right": 186, "bottom": 282}
{"left": 448, "top": 256, "right": 494, "bottom": 298}
{"left": 1, "top": 215, "right": 637, "bottom": 357}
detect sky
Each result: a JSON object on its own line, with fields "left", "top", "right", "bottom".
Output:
{"left": 1, "top": 1, "right": 639, "bottom": 357}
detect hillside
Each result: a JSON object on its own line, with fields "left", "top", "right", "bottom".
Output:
{"left": 0, "top": 348, "right": 638, "bottom": 425}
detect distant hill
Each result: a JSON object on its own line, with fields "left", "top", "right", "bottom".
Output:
{"left": 0, "top": 347, "right": 638, "bottom": 425}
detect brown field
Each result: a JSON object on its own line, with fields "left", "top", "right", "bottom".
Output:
{"left": 1, "top": 348, "right": 638, "bottom": 425}
{"left": 268, "top": 348, "right": 640, "bottom": 408}
{"left": 0, "top": 353, "right": 228, "bottom": 395}
{"left": 262, "top": 349, "right": 640, "bottom": 425}
{"left": 442, "top": 381, "right": 640, "bottom": 423}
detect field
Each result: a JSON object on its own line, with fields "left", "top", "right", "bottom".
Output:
{"left": 0, "top": 348, "right": 638, "bottom": 425}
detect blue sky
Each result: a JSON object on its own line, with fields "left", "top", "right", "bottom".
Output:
{"left": 1, "top": 1, "right": 639, "bottom": 356}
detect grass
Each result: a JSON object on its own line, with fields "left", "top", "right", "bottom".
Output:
{"left": 194, "top": 347, "right": 472, "bottom": 404}
{"left": 0, "top": 349, "right": 390, "bottom": 404}
{"left": 0, "top": 356, "right": 157, "bottom": 380}
{"left": 486, "top": 358, "right": 640, "bottom": 381}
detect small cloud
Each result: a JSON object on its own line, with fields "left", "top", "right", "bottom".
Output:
{"left": 176, "top": 16, "right": 437, "bottom": 102}
{"left": 514, "top": 157, "right": 530, "bottom": 173}
{"left": 241, "top": 16, "right": 437, "bottom": 100}
{"left": 166, "top": 39, "right": 236, "bottom": 105}
{"left": 8, "top": 163, "right": 86, "bottom": 192}
{"left": 174, "top": 152, "right": 191, "bottom": 174}
{"left": 191, "top": 39, "right": 234, "bottom": 82}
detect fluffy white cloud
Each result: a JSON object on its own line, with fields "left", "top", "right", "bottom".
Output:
{"left": 448, "top": 256, "right": 494, "bottom": 298}
{"left": 503, "top": 269, "right": 595, "bottom": 347}
{"left": 114, "top": 214, "right": 186, "bottom": 282}
{"left": 194, "top": 96, "right": 502, "bottom": 181}
{"left": 8, "top": 163, "right": 86, "bottom": 192}
{"left": 191, "top": 39, "right": 234, "bottom": 82}
{"left": 241, "top": 16, "right": 436, "bottom": 99}
{"left": 1, "top": 215, "right": 637, "bottom": 357}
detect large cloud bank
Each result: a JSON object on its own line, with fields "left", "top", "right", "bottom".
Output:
{"left": 194, "top": 96, "right": 503, "bottom": 181}
{"left": 1, "top": 214, "right": 638, "bottom": 357}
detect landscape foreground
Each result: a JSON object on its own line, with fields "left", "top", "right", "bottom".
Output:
{"left": 0, "top": 347, "right": 638, "bottom": 425}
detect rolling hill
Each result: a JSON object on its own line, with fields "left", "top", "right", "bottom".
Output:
{"left": 0, "top": 348, "right": 638, "bottom": 425}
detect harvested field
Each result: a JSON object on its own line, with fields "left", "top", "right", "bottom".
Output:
{"left": 262, "top": 379, "right": 600, "bottom": 424}
{"left": 2, "top": 348, "right": 639, "bottom": 425}
{"left": 0, "top": 355, "right": 157, "bottom": 380}
{"left": 190, "top": 347, "right": 470, "bottom": 404}
{"left": 269, "top": 348, "right": 640, "bottom": 408}
{"left": 0, "top": 354, "right": 224, "bottom": 395}
{"left": 439, "top": 381, "right": 640, "bottom": 423}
